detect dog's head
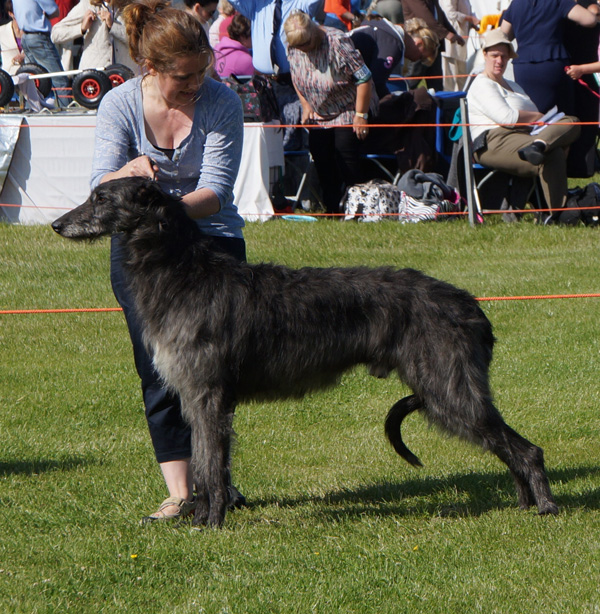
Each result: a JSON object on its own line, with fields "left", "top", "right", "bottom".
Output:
{"left": 52, "top": 177, "right": 180, "bottom": 240}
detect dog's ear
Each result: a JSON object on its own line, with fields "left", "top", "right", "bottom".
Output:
{"left": 138, "top": 178, "right": 169, "bottom": 208}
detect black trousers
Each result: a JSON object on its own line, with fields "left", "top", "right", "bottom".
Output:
{"left": 110, "top": 233, "right": 246, "bottom": 463}
{"left": 308, "top": 126, "right": 362, "bottom": 214}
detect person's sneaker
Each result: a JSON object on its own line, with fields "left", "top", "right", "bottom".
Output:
{"left": 518, "top": 141, "right": 546, "bottom": 165}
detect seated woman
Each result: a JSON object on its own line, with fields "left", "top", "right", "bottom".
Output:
{"left": 466, "top": 29, "right": 581, "bottom": 213}
{"left": 214, "top": 14, "right": 254, "bottom": 77}
{"left": 284, "top": 10, "right": 377, "bottom": 215}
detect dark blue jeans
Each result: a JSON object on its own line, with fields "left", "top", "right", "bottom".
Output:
{"left": 110, "top": 233, "right": 246, "bottom": 463}
{"left": 21, "top": 33, "right": 71, "bottom": 107}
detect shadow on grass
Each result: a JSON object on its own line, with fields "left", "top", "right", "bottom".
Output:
{"left": 0, "top": 456, "right": 92, "bottom": 476}
{"left": 246, "top": 465, "right": 600, "bottom": 520}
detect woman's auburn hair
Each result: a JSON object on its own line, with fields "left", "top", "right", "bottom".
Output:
{"left": 123, "top": 0, "right": 213, "bottom": 72}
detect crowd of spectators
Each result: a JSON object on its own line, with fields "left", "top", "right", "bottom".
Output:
{"left": 0, "top": 0, "right": 599, "bottom": 214}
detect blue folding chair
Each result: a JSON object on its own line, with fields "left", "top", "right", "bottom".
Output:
{"left": 360, "top": 153, "right": 402, "bottom": 185}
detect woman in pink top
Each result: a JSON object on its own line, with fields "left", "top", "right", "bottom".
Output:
{"left": 214, "top": 14, "right": 254, "bottom": 77}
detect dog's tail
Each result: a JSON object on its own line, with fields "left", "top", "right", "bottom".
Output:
{"left": 385, "top": 395, "right": 423, "bottom": 467}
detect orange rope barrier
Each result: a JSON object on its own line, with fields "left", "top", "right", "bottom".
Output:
{"left": 0, "top": 308, "right": 122, "bottom": 314}
{"left": 476, "top": 293, "right": 600, "bottom": 302}
{"left": 3, "top": 203, "right": 600, "bottom": 216}
{"left": 234, "top": 120, "right": 600, "bottom": 129}
{"left": 2, "top": 119, "right": 599, "bottom": 130}
{"left": 3, "top": 293, "right": 600, "bottom": 315}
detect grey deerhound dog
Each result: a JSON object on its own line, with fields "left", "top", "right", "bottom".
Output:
{"left": 52, "top": 177, "right": 558, "bottom": 527}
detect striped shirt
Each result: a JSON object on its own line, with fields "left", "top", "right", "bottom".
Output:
{"left": 288, "top": 28, "right": 377, "bottom": 127}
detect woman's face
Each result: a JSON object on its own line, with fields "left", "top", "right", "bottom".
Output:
{"left": 150, "top": 54, "right": 211, "bottom": 107}
{"left": 413, "top": 36, "right": 425, "bottom": 55}
{"left": 188, "top": 2, "right": 218, "bottom": 24}
{"left": 484, "top": 44, "right": 510, "bottom": 78}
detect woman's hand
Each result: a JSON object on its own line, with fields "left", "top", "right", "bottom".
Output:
{"left": 565, "top": 65, "right": 585, "bottom": 80}
{"left": 516, "top": 110, "right": 544, "bottom": 127}
{"left": 100, "top": 155, "right": 159, "bottom": 184}
{"left": 81, "top": 9, "right": 96, "bottom": 34}
{"left": 123, "top": 155, "right": 158, "bottom": 179}
{"left": 98, "top": 6, "right": 113, "bottom": 29}
{"left": 353, "top": 114, "right": 369, "bottom": 141}
{"left": 446, "top": 32, "right": 466, "bottom": 46}
{"left": 300, "top": 102, "right": 319, "bottom": 124}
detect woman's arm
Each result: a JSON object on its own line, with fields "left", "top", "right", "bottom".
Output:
{"left": 353, "top": 79, "right": 372, "bottom": 140}
{"left": 181, "top": 188, "right": 222, "bottom": 218}
{"left": 567, "top": 3, "right": 598, "bottom": 26}
{"left": 500, "top": 19, "right": 514, "bottom": 39}
{"left": 516, "top": 109, "right": 544, "bottom": 124}
{"left": 91, "top": 89, "right": 146, "bottom": 188}
{"left": 566, "top": 61, "right": 600, "bottom": 79}
{"left": 51, "top": 2, "right": 92, "bottom": 44}
{"left": 192, "top": 84, "right": 244, "bottom": 216}
{"left": 295, "top": 87, "right": 317, "bottom": 123}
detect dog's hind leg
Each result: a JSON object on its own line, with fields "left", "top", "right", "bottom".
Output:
{"left": 385, "top": 395, "right": 424, "bottom": 467}
{"left": 427, "top": 392, "right": 559, "bottom": 515}
{"left": 185, "top": 388, "right": 236, "bottom": 528}
{"left": 477, "top": 413, "right": 559, "bottom": 515}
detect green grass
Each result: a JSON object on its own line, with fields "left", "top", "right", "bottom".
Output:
{"left": 1, "top": 218, "right": 600, "bottom": 613}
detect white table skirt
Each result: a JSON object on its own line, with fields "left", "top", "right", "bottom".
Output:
{"left": 0, "top": 113, "right": 283, "bottom": 224}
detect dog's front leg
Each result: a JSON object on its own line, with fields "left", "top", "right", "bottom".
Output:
{"left": 186, "top": 389, "right": 236, "bottom": 528}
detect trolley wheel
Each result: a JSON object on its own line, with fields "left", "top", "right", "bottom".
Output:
{"left": 16, "top": 63, "right": 52, "bottom": 98}
{"left": 72, "top": 69, "right": 112, "bottom": 109}
{"left": 0, "top": 68, "right": 15, "bottom": 106}
{"left": 104, "top": 63, "right": 135, "bottom": 88}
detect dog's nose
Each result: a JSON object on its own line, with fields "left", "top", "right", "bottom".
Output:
{"left": 51, "top": 220, "right": 63, "bottom": 234}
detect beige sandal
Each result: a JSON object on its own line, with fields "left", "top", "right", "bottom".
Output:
{"left": 140, "top": 496, "right": 197, "bottom": 524}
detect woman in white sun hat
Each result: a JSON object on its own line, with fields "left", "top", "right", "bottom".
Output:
{"left": 466, "top": 28, "right": 581, "bottom": 212}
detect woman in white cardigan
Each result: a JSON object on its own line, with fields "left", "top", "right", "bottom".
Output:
{"left": 51, "top": 0, "right": 139, "bottom": 73}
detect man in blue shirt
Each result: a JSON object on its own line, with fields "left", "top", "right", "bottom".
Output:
{"left": 12, "top": 0, "right": 71, "bottom": 107}
{"left": 228, "top": 0, "right": 323, "bottom": 76}
{"left": 227, "top": 0, "right": 323, "bottom": 150}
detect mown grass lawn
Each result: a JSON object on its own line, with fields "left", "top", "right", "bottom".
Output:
{"left": 1, "top": 217, "right": 599, "bottom": 613}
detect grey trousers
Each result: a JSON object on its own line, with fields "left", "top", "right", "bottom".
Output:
{"left": 474, "top": 117, "right": 581, "bottom": 210}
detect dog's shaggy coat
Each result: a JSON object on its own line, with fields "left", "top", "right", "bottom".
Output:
{"left": 52, "top": 177, "right": 559, "bottom": 526}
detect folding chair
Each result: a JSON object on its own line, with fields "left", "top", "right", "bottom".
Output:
{"left": 387, "top": 74, "right": 408, "bottom": 93}
{"left": 459, "top": 98, "right": 543, "bottom": 225}
{"left": 283, "top": 146, "right": 323, "bottom": 209}
{"left": 433, "top": 90, "right": 466, "bottom": 167}
{"left": 360, "top": 153, "right": 402, "bottom": 185}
